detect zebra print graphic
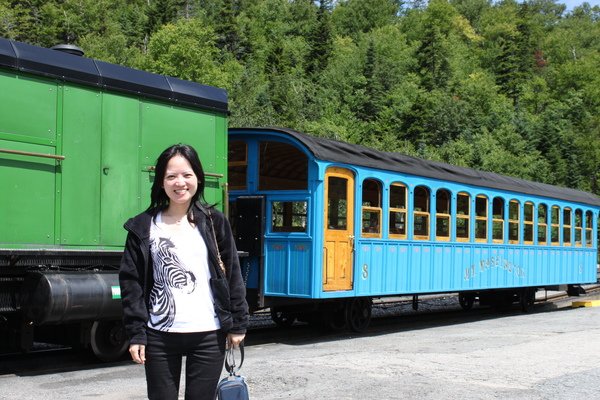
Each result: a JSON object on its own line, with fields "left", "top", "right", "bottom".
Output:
{"left": 149, "top": 236, "right": 197, "bottom": 330}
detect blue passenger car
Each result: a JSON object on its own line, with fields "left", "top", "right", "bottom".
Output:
{"left": 229, "top": 127, "right": 600, "bottom": 331}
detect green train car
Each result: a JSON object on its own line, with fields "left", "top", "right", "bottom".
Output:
{"left": 0, "top": 38, "right": 229, "bottom": 361}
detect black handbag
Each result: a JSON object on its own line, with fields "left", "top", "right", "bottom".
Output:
{"left": 216, "top": 344, "right": 249, "bottom": 400}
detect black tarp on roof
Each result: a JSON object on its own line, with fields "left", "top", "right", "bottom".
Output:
{"left": 0, "top": 37, "right": 227, "bottom": 113}
{"left": 230, "top": 127, "right": 600, "bottom": 207}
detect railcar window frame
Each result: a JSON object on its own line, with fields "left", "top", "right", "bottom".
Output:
{"left": 537, "top": 204, "right": 548, "bottom": 245}
{"left": 523, "top": 202, "right": 534, "bottom": 245}
{"left": 389, "top": 183, "right": 407, "bottom": 240}
{"left": 585, "top": 210, "right": 593, "bottom": 247}
{"left": 475, "top": 195, "right": 488, "bottom": 243}
{"left": 492, "top": 197, "right": 505, "bottom": 244}
{"left": 574, "top": 209, "right": 583, "bottom": 247}
{"left": 508, "top": 200, "right": 520, "bottom": 244}
{"left": 361, "top": 178, "right": 382, "bottom": 238}
{"left": 270, "top": 199, "right": 309, "bottom": 233}
{"left": 435, "top": 189, "right": 451, "bottom": 242}
{"left": 413, "top": 186, "right": 430, "bottom": 241}
{"left": 551, "top": 206, "right": 560, "bottom": 246}
{"left": 563, "top": 208, "right": 572, "bottom": 246}
{"left": 456, "top": 192, "right": 470, "bottom": 242}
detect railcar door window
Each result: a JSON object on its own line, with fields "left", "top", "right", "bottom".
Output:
{"left": 538, "top": 204, "right": 548, "bottom": 245}
{"left": 456, "top": 192, "right": 470, "bottom": 242}
{"left": 475, "top": 195, "right": 488, "bottom": 242}
{"left": 272, "top": 201, "right": 307, "bottom": 232}
{"left": 563, "top": 208, "right": 572, "bottom": 246}
{"left": 574, "top": 210, "right": 582, "bottom": 246}
{"left": 492, "top": 197, "right": 504, "bottom": 243}
{"left": 389, "top": 183, "right": 407, "bottom": 239}
{"left": 328, "top": 177, "right": 348, "bottom": 230}
{"left": 361, "top": 179, "right": 382, "bottom": 238}
{"left": 524, "top": 202, "right": 534, "bottom": 244}
{"left": 508, "top": 200, "right": 520, "bottom": 244}
{"left": 413, "top": 186, "right": 430, "bottom": 240}
{"left": 551, "top": 206, "right": 560, "bottom": 245}
{"left": 436, "top": 189, "right": 451, "bottom": 241}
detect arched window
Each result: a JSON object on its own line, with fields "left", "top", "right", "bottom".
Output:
{"left": 537, "top": 204, "right": 548, "bottom": 245}
{"left": 492, "top": 197, "right": 504, "bottom": 243}
{"left": 585, "top": 211, "right": 593, "bottom": 247}
{"left": 361, "top": 179, "right": 382, "bottom": 238}
{"left": 413, "top": 186, "right": 430, "bottom": 240}
{"left": 563, "top": 208, "right": 572, "bottom": 246}
{"left": 389, "top": 183, "right": 407, "bottom": 239}
{"left": 475, "top": 196, "right": 488, "bottom": 242}
{"left": 508, "top": 200, "right": 520, "bottom": 244}
{"left": 456, "top": 192, "right": 470, "bottom": 242}
{"left": 551, "top": 206, "right": 560, "bottom": 245}
{"left": 436, "top": 189, "right": 451, "bottom": 241}
{"left": 575, "top": 210, "right": 583, "bottom": 246}
{"left": 524, "top": 202, "right": 534, "bottom": 244}
{"left": 259, "top": 141, "right": 308, "bottom": 190}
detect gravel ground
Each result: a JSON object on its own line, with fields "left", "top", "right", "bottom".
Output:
{"left": 1, "top": 291, "right": 599, "bottom": 400}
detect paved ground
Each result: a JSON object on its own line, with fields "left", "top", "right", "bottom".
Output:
{"left": 1, "top": 292, "right": 599, "bottom": 400}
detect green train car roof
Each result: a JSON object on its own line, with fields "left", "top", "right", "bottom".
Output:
{"left": 0, "top": 37, "right": 227, "bottom": 113}
{"left": 231, "top": 127, "right": 600, "bottom": 207}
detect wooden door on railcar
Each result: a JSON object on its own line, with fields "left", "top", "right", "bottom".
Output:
{"left": 323, "top": 167, "right": 354, "bottom": 291}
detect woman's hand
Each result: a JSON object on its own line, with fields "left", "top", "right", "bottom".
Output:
{"left": 129, "top": 344, "right": 146, "bottom": 364}
{"left": 227, "top": 333, "right": 245, "bottom": 348}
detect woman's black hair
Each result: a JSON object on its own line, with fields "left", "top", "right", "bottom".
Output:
{"left": 147, "top": 144, "right": 206, "bottom": 219}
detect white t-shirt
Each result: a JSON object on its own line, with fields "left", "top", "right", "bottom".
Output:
{"left": 147, "top": 213, "right": 220, "bottom": 332}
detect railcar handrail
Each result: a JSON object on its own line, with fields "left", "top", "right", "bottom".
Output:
{"left": 0, "top": 148, "right": 66, "bottom": 160}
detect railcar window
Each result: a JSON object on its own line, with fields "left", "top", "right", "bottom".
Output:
{"left": 327, "top": 177, "right": 348, "bottom": 230}
{"left": 551, "top": 206, "right": 560, "bottom": 245}
{"left": 492, "top": 197, "right": 504, "bottom": 243}
{"left": 585, "top": 211, "right": 593, "bottom": 247}
{"left": 272, "top": 201, "right": 307, "bottom": 232}
{"left": 475, "top": 196, "right": 488, "bottom": 242}
{"left": 523, "top": 202, "right": 533, "bottom": 244}
{"left": 538, "top": 204, "right": 548, "bottom": 245}
{"left": 414, "top": 186, "right": 430, "bottom": 240}
{"left": 574, "top": 210, "right": 583, "bottom": 246}
{"left": 456, "top": 192, "right": 470, "bottom": 242}
{"left": 508, "top": 200, "right": 520, "bottom": 244}
{"left": 389, "top": 183, "right": 407, "bottom": 239}
{"left": 563, "top": 208, "right": 572, "bottom": 246}
{"left": 436, "top": 189, "right": 451, "bottom": 241}
{"left": 228, "top": 141, "right": 248, "bottom": 190}
{"left": 361, "top": 179, "right": 382, "bottom": 238}
{"left": 259, "top": 141, "right": 308, "bottom": 190}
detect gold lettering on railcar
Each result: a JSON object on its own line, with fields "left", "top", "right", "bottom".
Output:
{"left": 464, "top": 256, "right": 526, "bottom": 281}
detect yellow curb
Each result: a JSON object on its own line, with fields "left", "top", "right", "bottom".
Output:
{"left": 571, "top": 300, "right": 600, "bottom": 308}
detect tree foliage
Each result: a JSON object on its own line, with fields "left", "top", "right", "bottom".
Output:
{"left": 3, "top": 0, "right": 600, "bottom": 194}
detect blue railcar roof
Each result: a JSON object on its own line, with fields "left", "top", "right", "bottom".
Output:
{"left": 0, "top": 37, "right": 227, "bottom": 113}
{"left": 230, "top": 127, "right": 600, "bottom": 207}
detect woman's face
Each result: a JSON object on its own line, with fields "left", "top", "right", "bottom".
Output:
{"left": 162, "top": 154, "right": 198, "bottom": 207}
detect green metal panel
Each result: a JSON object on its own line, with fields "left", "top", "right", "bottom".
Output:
{"left": 100, "top": 94, "right": 141, "bottom": 246}
{"left": 0, "top": 71, "right": 57, "bottom": 144}
{"left": 0, "top": 140, "right": 56, "bottom": 245}
{"left": 139, "top": 102, "right": 225, "bottom": 210}
{"left": 60, "top": 86, "right": 102, "bottom": 246}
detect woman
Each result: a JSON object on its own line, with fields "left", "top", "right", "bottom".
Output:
{"left": 119, "top": 144, "right": 249, "bottom": 400}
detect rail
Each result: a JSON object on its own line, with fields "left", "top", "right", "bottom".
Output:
{"left": 0, "top": 148, "right": 65, "bottom": 161}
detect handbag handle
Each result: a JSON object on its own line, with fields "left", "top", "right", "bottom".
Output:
{"left": 225, "top": 342, "right": 245, "bottom": 375}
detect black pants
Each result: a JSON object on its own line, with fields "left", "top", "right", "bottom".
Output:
{"left": 145, "top": 328, "right": 226, "bottom": 400}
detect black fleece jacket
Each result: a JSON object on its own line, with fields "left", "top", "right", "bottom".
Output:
{"left": 118, "top": 202, "right": 249, "bottom": 345}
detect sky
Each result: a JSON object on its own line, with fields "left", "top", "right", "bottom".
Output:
{"left": 561, "top": 0, "right": 600, "bottom": 10}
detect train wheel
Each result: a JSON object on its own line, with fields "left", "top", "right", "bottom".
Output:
{"left": 346, "top": 297, "right": 372, "bottom": 333}
{"left": 520, "top": 288, "right": 536, "bottom": 312}
{"left": 90, "top": 320, "right": 128, "bottom": 362}
{"left": 458, "top": 292, "right": 475, "bottom": 311}
{"left": 270, "top": 309, "right": 296, "bottom": 327}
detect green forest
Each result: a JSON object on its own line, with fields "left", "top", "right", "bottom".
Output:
{"left": 2, "top": 0, "right": 599, "bottom": 194}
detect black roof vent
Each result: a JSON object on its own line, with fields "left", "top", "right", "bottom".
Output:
{"left": 51, "top": 44, "right": 84, "bottom": 57}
